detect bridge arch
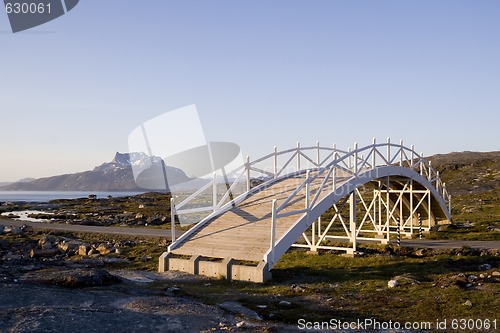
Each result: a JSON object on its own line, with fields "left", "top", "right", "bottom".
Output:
{"left": 264, "top": 165, "right": 451, "bottom": 268}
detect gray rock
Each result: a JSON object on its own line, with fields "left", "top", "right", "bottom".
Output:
{"left": 478, "top": 263, "right": 492, "bottom": 271}
{"left": 10, "top": 226, "right": 23, "bottom": 235}
{"left": 414, "top": 249, "right": 428, "bottom": 257}
{"left": 141, "top": 255, "right": 152, "bottom": 262}
{"left": 30, "top": 248, "right": 60, "bottom": 258}
{"left": 58, "top": 240, "right": 82, "bottom": 252}
{"left": 291, "top": 284, "right": 306, "bottom": 292}
{"left": 278, "top": 300, "right": 292, "bottom": 307}
{"left": 39, "top": 235, "right": 57, "bottom": 249}
{"left": 236, "top": 321, "right": 256, "bottom": 328}
{"left": 97, "top": 243, "right": 113, "bottom": 255}
{"left": 24, "top": 268, "right": 121, "bottom": 288}
{"left": 388, "top": 280, "right": 399, "bottom": 288}
{"left": 102, "top": 258, "right": 130, "bottom": 264}
{"left": 219, "top": 301, "right": 262, "bottom": 321}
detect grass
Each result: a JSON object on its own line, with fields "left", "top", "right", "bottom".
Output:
{"left": 149, "top": 248, "right": 500, "bottom": 326}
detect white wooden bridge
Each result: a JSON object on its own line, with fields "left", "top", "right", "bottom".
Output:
{"left": 159, "top": 139, "right": 452, "bottom": 282}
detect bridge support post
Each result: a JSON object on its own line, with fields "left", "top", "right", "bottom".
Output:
{"left": 158, "top": 252, "right": 172, "bottom": 272}
{"left": 188, "top": 255, "right": 201, "bottom": 274}
{"left": 171, "top": 198, "right": 176, "bottom": 243}
{"left": 349, "top": 192, "right": 357, "bottom": 254}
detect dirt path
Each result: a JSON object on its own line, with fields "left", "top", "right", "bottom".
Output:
{"left": 2, "top": 218, "right": 498, "bottom": 250}
{"left": 0, "top": 219, "right": 183, "bottom": 239}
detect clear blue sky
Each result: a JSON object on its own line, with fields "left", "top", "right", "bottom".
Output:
{"left": 1, "top": 1, "right": 499, "bottom": 181}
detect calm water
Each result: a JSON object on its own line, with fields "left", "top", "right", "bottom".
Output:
{"left": 0, "top": 191, "right": 144, "bottom": 202}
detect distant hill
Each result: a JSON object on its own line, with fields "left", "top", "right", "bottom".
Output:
{"left": 0, "top": 152, "right": 190, "bottom": 191}
{"left": 429, "top": 151, "right": 500, "bottom": 228}
{"left": 429, "top": 151, "right": 500, "bottom": 196}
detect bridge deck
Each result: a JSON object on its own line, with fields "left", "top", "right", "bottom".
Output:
{"left": 171, "top": 173, "right": 342, "bottom": 262}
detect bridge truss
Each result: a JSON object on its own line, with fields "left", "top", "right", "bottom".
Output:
{"left": 160, "top": 139, "right": 452, "bottom": 282}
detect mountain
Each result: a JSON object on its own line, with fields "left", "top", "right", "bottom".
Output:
{"left": 0, "top": 152, "right": 190, "bottom": 191}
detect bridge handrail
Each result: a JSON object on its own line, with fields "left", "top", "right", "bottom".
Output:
{"left": 174, "top": 138, "right": 449, "bottom": 218}
{"left": 272, "top": 139, "right": 451, "bottom": 221}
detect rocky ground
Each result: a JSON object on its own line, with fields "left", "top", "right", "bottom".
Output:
{"left": 0, "top": 227, "right": 303, "bottom": 332}
{"left": 1, "top": 225, "right": 499, "bottom": 333}
{"left": 1, "top": 192, "right": 174, "bottom": 228}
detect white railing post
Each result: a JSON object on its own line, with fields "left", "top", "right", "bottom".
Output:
{"left": 410, "top": 145, "right": 415, "bottom": 170}
{"left": 386, "top": 137, "right": 391, "bottom": 165}
{"left": 305, "top": 170, "right": 310, "bottom": 210}
{"left": 399, "top": 139, "right": 404, "bottom": 167}
{"left": 349, "top": 191, "right": 357, "bottom": 252}
{"left": 297, "top": 141, "right": 301, "bottom": 171}
{"left": 436, "top": 171, "right": 440, "bottom": 192}
{"left": 212, "top": 172, "right": 217, "bottom": 211}
{"left": 443, "top": 183, "right": 447, "bottom": 200}
{"left": 372, "top": 138, "right": 376, "bottom": 168}
{"left": 270, "top": 199, "right": 277, "bottom": 264}
{"left": 316, "top": 141, "right": 320, "bottom": 166}
{"left": 170, "top": 197, "right": 176, "bottom": 242}
{"left": 420, "top": 152, "right": 424, "bottom": 176}
{"left": 428, "top": 161, "right": 432, "bottom": 182}
{"left": 246, "top": 156, "right": 250, "bottom": 192}
{"left": 332, "top": 164, "right": 337, "bottom": 191}
{"left": 273, "top": 146, "right": 278, "bottom": 178}
{"left": 332, "top": 143, "right": 337, "bottom": 190}
{"left": 348, "top": 147, "right": 352, "bottom": 169}
{"left": 354, "top": 142, "right": 358, "bottom": 175}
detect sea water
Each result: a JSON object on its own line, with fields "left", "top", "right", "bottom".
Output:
{"left": 0, "top": 191, "right": 144, "bottom": 203}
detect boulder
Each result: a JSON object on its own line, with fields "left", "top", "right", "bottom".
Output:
{"left": 97, "top": 243, "right": 114, "bottom": 255}
{"left": 388, "top": 280, "right": 399, "bottom": 288}
{"left": 78, "top": 244, "right": 90, "bottom": 256}
{"left": 38, "top": 235, "right": 57, "bottom": 249}
{"left": 219, "top": 301, "right": 262, "bottom": 321}
{"left": 492, "top": 271, "right": 500, "bottom": 277}
{"left": 278, "top": 301, "right": 292, "bottom": 307}
{"left": 30, "top": 248, "right": 60, "bottom": 258}
{"left": 434, "top": 273, "right": 469, "bottom": 288}
{"left": 26, "top": 268, "right": 121, "bottom": 288}
{"left": 141, "top": 255, "right": 152, "bottom": 262}
{"left": 9, "top": 226, "right": 23, "bottom": 235}
{"left": 414, "top": 249, "right": 428, "bottom": 257}
{"left": 463, "top": 300, "right": 473, "bottom": 307}
{"left": 58, "top": 240, "right": 82, "bottom": 252}
{"left": 478, "top": 263, "right": 492, "bottom": 271}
